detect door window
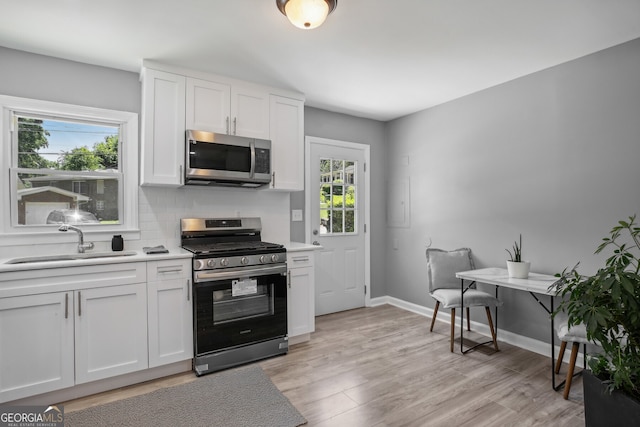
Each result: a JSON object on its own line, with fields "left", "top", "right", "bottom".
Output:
{"left": 319, "top": 158, "right": 357, "bottom": 234}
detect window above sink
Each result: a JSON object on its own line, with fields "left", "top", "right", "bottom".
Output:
{"left": 0, "top": 94, "right": 139, "bottom": 246}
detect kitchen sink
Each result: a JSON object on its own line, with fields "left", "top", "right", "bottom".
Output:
{"left": 4, "top": 251, "right": 137, "bottom": 264}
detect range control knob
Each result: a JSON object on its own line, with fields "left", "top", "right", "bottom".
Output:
{"left": 220, "top": 258, "right": 229, "bottom": 267}
{"left": 259, "top": 255, "right": 267, "bottom": 263}
{"left": 271, "top": 254, "right": 279, "bottom": 263}
{"left": 207, "top": 259, "right": 216, "bottom": 268}
{"left": 241, "top": 257, "right": 249, "bottom": 265}
{"left": 194, "top": 260, "right": 204, "bottom": 270}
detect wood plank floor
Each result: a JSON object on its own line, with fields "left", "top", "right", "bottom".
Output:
{"left": 62, "top": 305, "right": 585, "bottom": 426}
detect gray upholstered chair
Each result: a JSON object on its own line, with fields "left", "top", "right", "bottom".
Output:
{"left": 426, "top": 247, "right": 502, "bottom": 352}
{"left": 554, "top": 312, "right": 590, "bottom": 399}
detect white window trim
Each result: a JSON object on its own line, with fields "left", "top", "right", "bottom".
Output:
{"left": 0, "top": 94, "right": 139, "bottom": 246}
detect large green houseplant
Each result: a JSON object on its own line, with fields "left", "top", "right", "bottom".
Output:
{"left": 554, "top": 215, "right": 640, "bottom": 415}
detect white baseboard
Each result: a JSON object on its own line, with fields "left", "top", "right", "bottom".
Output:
{"left": 369, "top": 296, "right": 584, "bottom": 366}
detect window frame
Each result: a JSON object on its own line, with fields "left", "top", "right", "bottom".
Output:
{"left": 0, "top": 94, "right": 139, "bottom": 246}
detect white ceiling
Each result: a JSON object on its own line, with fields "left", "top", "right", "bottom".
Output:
{"left": 1, "top": 0, "right": 639, "bottom": 121}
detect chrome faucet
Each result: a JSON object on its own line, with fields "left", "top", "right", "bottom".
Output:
{"left": 58, "top": 224, "right": 94, "bottom": 253}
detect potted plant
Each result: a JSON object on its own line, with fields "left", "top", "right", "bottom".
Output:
{"left": 553, "top": 215, "right": 640, "bottom": 425}
{"left": 506, "top": 234, "right": 530, "bottom": 278}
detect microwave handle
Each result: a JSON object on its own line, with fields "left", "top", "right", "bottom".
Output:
{"left": 250, "top": 141, "right": 255, "bottom": 178}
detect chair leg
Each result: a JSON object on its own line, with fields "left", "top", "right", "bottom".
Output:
{"left": 430, "top": 301, "right": 440, "bottom": 332}
{"left": 450, "top": 308, "right": 456, "bottom": 353}
{"left": 485, "top": 307, "right": 499, "bottom": 351}
{"left": 563, "top": 342, "right": 580, "bottom": 400}
{"left": 555, "top": 341, "right": 567, "bottom": 374}
{"left": 466, "top": 307, "right": 470, "bottom": 331}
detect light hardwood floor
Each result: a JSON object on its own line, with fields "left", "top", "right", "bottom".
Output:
{"left": 62, "top": 305, "right": 585, "bottom": 426}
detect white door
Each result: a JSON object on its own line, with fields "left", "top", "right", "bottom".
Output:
{"left": 307, "top": 137, "right": 370, "bottom": 316}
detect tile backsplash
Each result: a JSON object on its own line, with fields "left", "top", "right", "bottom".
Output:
{"left": 0, "top": 186, "right": 291, "bottom": 258}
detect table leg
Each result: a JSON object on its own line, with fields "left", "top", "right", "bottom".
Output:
{"left": 460, "top": 278, "right": 495, "bottom": 354}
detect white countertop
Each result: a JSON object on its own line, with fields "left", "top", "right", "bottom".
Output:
{"left": 0, "top": 248, "right": 193, "bottom": 273}
{"left": 0, "top": 242, "right": 321, "bottom": 273}
{"left": 284, "top": 242, "right": 322, "bottom": 252}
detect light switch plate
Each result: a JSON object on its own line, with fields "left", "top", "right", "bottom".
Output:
{"left": 291, "top": 209, "right": 303, "bottom": 222}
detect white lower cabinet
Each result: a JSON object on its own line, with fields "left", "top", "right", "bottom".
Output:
{"left": 74, "top": 283, "right": 148, "bottom": 384}
{"left": 0, "top": 258, "right": 194, "bottom": 403}
{"left": 287, "top": 251, "right": 315, "bottom": 341}
{"left": 0, "top": 293, "right": 75, "bottom": 402}
{"left": 147, "top": 259, "right": 193, "bottom": 367}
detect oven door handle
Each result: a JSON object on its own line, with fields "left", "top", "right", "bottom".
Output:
{"left": 194, "top": 264, "right": 287, "bottom": 282}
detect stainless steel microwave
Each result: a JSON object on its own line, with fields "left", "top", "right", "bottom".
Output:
{"left": 185, "top": 130, "right": 271, "bottom": 188}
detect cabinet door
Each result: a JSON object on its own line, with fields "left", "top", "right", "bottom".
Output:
{"left": 0, "top": 293, "right": 74, "bottom": 402}
{"left": 140, "top": 68, "right": 186, "bottom": 186}
{"left": 186, "top": 77, "right": 231, "bottom": 134}
{"left": 269, "top": 95, "right": 304, "bottom": 191}
{"left": 147, "top": 260, "right": 193, "bottom": 368}
{"left": 74, "top": 283, "right": 148, "bottom": 384}
{"left": 287, "top": 251, "right": 315, "bottom": 338}
{"left": 231, "top": 86, "right": 270, "bottom": 139}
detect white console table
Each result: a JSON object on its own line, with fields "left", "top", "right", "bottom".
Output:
{"left": 455, "top": 267, "right": 567, "bottom": 391}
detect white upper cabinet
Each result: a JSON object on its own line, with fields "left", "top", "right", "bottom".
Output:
{"left": 231, "top": 85, "right": 270, "bottom": 139}
{"left": 186, "top": 78, "right": 269, "bottom": 140}
{"left": 141, "top": 61, "right": 304, "bottom": 190}
{"left": 185, "top": 78, "right": 230, "bottom": 135}
{"left": 269, "top": 95, "right": 304, "bottom": 191}
{"left": 140, "top": 68, "right": 186, "bottom": 187}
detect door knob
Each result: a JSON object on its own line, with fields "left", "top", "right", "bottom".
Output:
{"left": 313, "top": 229, "right": 319, "bottom": 235}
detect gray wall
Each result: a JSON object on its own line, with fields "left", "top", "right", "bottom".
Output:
{"left": 0, "top": 46, "right": 140, "bottom": 113}
{"left": 384, "top": 38, "right": 640, "bottom": 342}
{"left": 291, "top": 107, "right": 388, "bottom": 298}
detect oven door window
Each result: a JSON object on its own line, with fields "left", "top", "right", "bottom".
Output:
{"left": 212, "top": 280, "right": 273, "bottom": 324}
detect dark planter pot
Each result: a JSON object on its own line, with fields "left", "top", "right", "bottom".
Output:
{"left": 583, "top": 370, "right": 640, "bottom": 427}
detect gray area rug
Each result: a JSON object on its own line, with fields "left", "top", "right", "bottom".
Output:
{"left": 65, "top": 365, "right": 306, "bottom": 427}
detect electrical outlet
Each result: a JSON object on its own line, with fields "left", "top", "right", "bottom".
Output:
{"left": 291, "top": 209, "right": 303, "bottom": 222}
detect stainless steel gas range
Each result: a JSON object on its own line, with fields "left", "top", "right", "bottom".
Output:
{"left": 180, "top": 217, "right": 288, "bottom": 376}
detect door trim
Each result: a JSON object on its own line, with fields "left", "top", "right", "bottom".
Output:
{"left": 304, "top": 136, "right": 371, "bottom": 308}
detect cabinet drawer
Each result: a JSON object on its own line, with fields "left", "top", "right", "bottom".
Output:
{"left": 0, "top": 263, "right": 147, "bottom": 298}
{"left": 287, "top": 252, "right": 314, "bottom": 269}
{"left": 147, "top": 259, "right": 190, "bottom": 282}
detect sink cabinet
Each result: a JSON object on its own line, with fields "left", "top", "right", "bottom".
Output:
{"left": 74, "top": 283, "right": 148, "bottom": 384}
{"left": 0, "top": 258, "right": 192, "bottom": 404}
{"left": 287, "top": 250, "right": 315, "bottom": 343}
{"left": 147, "top": 259, "right": 193, "bottom": 367}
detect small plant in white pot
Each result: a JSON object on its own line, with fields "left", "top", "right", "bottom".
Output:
{"left": 506, "top": 234, "right": 530, "bottom": 278}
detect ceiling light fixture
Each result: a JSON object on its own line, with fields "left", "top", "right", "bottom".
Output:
{"left": 276, "top": 0, "right": 337, "bottom": 30}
